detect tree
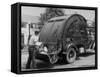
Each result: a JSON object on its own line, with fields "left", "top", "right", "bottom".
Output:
{"left": 92, "top": 21, "right": 95, "bottom": 27}
{"left": 39, "top": 8, "right": 65, "bottom": 25}
{"left": 45, "top": 8, "right": 65, "bottom": 19}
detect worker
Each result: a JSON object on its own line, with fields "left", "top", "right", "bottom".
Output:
{"left": 26, "top": 30, "right": 40, "bottom": 69}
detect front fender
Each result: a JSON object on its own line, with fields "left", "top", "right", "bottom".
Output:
{"left": 63, "top": 42, "right": 79, "bottom": 54}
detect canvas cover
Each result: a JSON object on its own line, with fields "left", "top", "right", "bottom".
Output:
{"left": 39, "top": 14, "right": 87, "bottom": 43}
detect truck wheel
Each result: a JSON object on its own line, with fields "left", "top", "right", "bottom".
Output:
{"left": 66, "top": 48, "right": 77, "bottom": 63}
{"left": 48, "top": 54, "right": 58, "bottom": 64}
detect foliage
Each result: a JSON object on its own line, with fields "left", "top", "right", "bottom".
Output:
{"left": 39, "top": 8, "right": 65, "bottom": 25}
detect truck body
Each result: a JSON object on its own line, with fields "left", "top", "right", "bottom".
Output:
{"left": 36, "top": 14, "right": 89, "bottom": 64}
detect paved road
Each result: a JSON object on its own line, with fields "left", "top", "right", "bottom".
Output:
{"left": 21, "top": 48, "right": 95, "bottom": 71}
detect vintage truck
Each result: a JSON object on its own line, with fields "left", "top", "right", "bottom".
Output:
{"left": 36, "top": 14, "right": 91, "bottom": 64}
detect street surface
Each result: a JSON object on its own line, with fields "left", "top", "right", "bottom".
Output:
{"left": 21, "top": 47, "right": 95, "bottom": 71}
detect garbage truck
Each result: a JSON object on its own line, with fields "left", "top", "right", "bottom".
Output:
{"left": 36, "top": 14, "right": 90, "bottom": 64}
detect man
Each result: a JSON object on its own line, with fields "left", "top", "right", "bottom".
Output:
{"left": 26, "top": 30, "right": 40, "bottom": 69}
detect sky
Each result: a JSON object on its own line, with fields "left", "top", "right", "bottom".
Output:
{"left": 21, "top": 6, "right": 95, "bottom": 21}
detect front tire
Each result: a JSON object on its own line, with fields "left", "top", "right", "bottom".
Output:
{"left": 66, "top": 48, "right": 77, "bottom": 63}
{"left": 48, "top": 54, "right": 59, "bottom": 64}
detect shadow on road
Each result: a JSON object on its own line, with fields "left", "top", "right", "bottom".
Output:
{"left": 79, "top": 52, "right": 95, "bottom": 57}
{"left": 35, "top": 52, "right": 95, "bottom": 69}
{"left": 36, "top": 61, "right": 54, "bottom": 69}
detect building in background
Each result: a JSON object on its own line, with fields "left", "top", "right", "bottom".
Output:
{"left": 21, "top": 15, "right": 41, "bottom": 47}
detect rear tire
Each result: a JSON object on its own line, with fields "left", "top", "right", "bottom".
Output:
{"left": 66, "top": 48, "right": 77, "bottom": 63}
